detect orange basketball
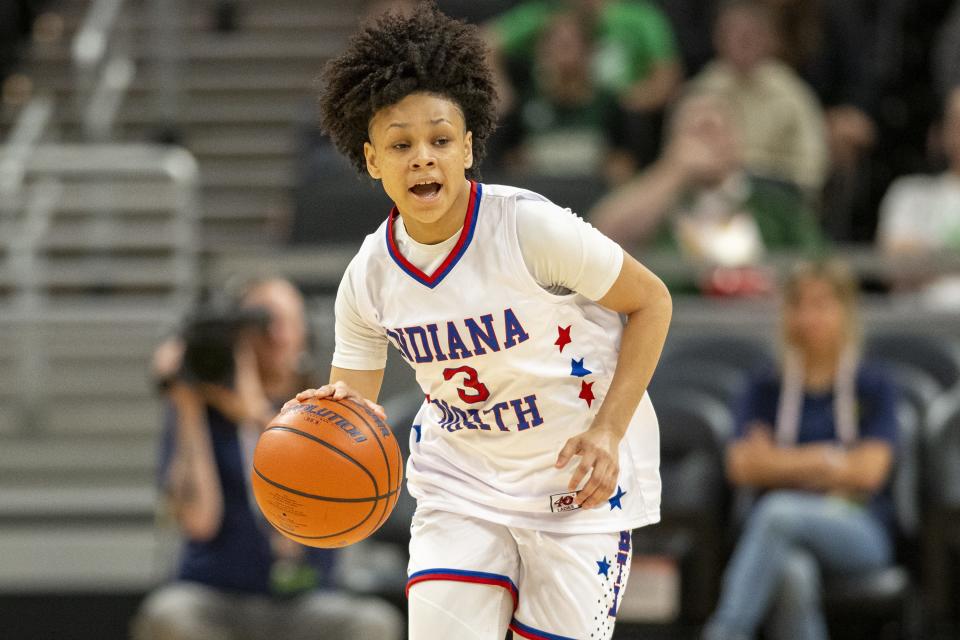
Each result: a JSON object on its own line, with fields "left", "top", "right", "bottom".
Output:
{"left": 251, "top": 397, "right": 403, "bottom": 548}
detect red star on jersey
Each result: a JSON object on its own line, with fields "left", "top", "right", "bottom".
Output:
{"left": 579, "top": 381, "right": 595, "bottom": 407}
{"left": 555, "top": 325, "right": 572, "bottom": 352}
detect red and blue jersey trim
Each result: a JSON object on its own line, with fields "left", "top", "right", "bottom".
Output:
{"left": 406, "top": 567, "right": 518, "bottom": 610}
{"left": 509, "top": 618, "right": 577, "bottom": 640}
{"left": 385, "top": 180, "right": 482, "bottom": 289}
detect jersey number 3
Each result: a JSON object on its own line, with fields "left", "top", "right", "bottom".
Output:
{"left": 442, "top": 365, "right": 490, "bottom": 404}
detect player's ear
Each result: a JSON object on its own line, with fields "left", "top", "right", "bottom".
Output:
{"left": 364, "top": 141, "right": 381, "bottom": 180}
{"left": 463, "top": 131, "right": 474, "bottom": 170}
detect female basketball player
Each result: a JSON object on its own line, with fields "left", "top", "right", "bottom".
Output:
{"left": 287, "top": 4, "right": 672, "bottom": 638}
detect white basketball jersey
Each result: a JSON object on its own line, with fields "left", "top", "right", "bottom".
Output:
{"left": 342, "top": 182, "right": 661, "bottom": 534}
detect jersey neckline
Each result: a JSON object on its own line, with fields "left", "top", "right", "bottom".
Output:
{"left": 385, "top": 180, "right": 482, "bottom": 289}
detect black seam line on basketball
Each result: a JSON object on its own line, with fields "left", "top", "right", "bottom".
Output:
{"left": 339, "top": 398, "right": 392, "bottom": 531}
{"left": 266, "top": 502, "right": 377, "bottom": 540}
{"left": 339, "top": 398, "right": 395, "bottom": 531}
{"left": 262, "top": 425, "right": 380, "bottom": 496}
{"left": 253, "top": 466, "right": 398, "bottom": 502}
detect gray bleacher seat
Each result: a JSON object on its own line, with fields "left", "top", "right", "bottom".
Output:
{"left": 662, "top": 334, "right": 776, "bottom": 377}
{"left": 634, "top": 388, "right": 733, "bottom": 622}
{"left": 884, "top": 363, "right": 943, "bottom": 422}
{"left": 650, "top": 359, "right": 749, "bottom": 407}
{"left": 866, "top": 331, "right": 960, "bottom": 393}
{"left": 923, "top": 390, "right": 960, "bottom": 627}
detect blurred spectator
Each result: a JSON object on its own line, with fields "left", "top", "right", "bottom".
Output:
{"left": 590, "top": 91, "right": 823, "bottom": 291}
{"left": 762, "top": 0, "right": 880, "bottom": 241}
{"left": 486, "top": 0, "right": 682, "bottom": 164}
{"left": 703, "top": 260, "right": 898, "bottom": 640}
{"left": 132, "top": 278, "right": 402, "bottom": 640}
{"left": 691, "top": 0, "right": 830, "bottom": 193}
{"left": 495, "top": 11, "right": 637, "bottom": 183}
{"left": 876, "top": 86, "right": 960, "bottom": 305}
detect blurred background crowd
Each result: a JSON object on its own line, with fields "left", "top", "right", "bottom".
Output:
{"left": 2, "top": 0, "right": 960, "bottom": 639}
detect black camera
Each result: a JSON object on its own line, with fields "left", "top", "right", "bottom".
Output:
{"left": 179, "top": 301, "right": 271, "bottom": 387}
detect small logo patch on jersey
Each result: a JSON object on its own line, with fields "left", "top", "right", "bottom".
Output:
{"left": 550, "top": 492, "right": 581, "bottom": 513}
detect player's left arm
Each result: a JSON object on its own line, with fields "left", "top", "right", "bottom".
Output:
{"left": 557, "top": 252, "right": 672, "bottom": 508}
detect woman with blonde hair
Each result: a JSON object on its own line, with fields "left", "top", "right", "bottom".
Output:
{"left": 703, "top": 260, "right": 899, "bottom": 640}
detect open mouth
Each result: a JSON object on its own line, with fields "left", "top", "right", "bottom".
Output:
{"left": 409, "top": 182, "right": 442, "bottom": 201}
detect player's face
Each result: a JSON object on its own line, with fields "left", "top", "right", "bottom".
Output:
{"left": 364, "top": 92, "right": 474, "bottom": 244}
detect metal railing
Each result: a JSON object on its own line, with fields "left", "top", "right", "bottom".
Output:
{"left": 72, "top": 0, "right": 133, "bottom": 140}
{"left": 0, "top": 142, "right": 201, "bottom": 430}
{"left": 0, "top": 95, "right": 54, "bottom": 198}
{"left": 7, "top": 142, "right": 202, "bottom": 309}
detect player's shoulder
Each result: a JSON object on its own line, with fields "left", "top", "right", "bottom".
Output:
{"left": 361, "top": 215, "right": 391, "bottom": 250}
{"left": 480, "top": 182, "right": 571, "bottom": 219}
{"left": 344, "top": 217, "right": 391, "bottom": 276}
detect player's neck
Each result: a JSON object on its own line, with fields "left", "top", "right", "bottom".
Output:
{"left": 399, "top": 179, "right": 472, "bottom": 245}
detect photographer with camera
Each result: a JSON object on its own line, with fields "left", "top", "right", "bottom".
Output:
{"left": 131, "top": 277, "right": 402, "bottom": 640}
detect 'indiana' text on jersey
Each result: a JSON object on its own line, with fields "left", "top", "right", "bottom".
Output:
{"left": 385, "top": 308, "right": 530, "bottom": 364}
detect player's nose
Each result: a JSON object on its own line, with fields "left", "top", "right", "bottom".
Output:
{"left": 409, "top": 143, "right": 437, "bottom": 169}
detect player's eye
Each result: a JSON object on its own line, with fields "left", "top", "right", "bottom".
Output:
{"left": 392, "top": 142, "right": 409, "bottom": 150}
{"left": 435, "top": 137, "right": 449, "bottom": 146}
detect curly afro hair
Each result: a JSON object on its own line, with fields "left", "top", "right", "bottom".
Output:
{"left": 318, "top": 2, "right": 497, "bottom": 180}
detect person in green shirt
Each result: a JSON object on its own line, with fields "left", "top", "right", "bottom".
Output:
{"left": 487, "top": 0, "right": 682, "bottom": 114}
{"left": 590, "top": 90, "right": 825, "bottom": 293}
{"left": 496, "top": 10, "right": 638, "bottom": 183}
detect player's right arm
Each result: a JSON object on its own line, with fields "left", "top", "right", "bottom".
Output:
{"left": 285, "top": 255, "right": 389, "bottom": 419}
{"left": 329, "top": 367, "right": 384, "bottom": 402}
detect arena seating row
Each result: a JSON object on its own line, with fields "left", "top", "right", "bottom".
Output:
{"left": 0, "top": 309, "right": 172, "bottom": 594}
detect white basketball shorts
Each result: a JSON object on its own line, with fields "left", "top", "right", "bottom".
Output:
{"left": 406, "top": 507, "right": 633, "bottom": 640}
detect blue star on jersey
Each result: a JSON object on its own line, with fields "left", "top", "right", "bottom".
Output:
{"left": 597, "top": 556, "right": 611, "bottom": 577}
{"left": 412, "top": 425, "right": 422, "bottom": 443}
{"left": 570, "top": 358, "right": 592, "bottom": 377}
{"left": 608, "top": 485, "right": 626, "bottom": 510}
